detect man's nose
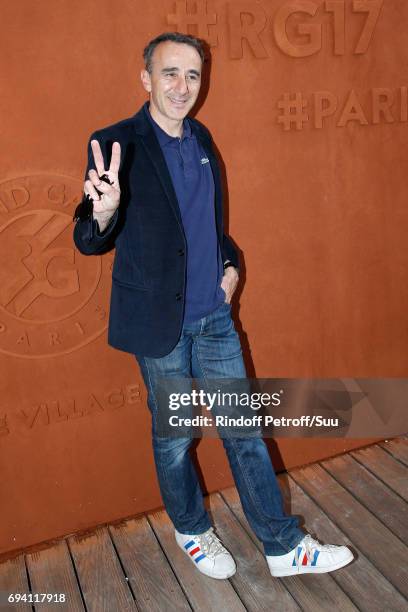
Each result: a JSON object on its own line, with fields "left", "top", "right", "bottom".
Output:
{"left": 174, "top": 75, "right": 189, "bottom": 94}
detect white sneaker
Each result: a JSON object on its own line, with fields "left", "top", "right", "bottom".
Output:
{"left": 267, "top": 534, "right": 354, "bottom": 577}
{"left": 175, "top": 527, "right": 236, "bottom": 579}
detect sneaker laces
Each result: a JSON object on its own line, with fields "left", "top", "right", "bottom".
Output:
{"left": 295, "top": 534, "right": 338, "bottom": 566}
{"left": 195, "top": 528, "right": 227, "bottom": 559}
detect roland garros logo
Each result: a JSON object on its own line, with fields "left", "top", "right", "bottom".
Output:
{"left": 0, "top": 175, "right": 113, "bottom": 358}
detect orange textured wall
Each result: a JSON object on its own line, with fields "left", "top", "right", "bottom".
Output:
{"left": 1, "top": 0, "right": 407, "bottom": 557}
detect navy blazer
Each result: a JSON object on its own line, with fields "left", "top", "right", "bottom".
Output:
{"left": 73, "top": 104, "right": 239, "bottom": 357}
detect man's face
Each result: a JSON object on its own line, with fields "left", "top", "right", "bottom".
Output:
{"left": 141, "top": 41, "right": 202, "bottom": 123}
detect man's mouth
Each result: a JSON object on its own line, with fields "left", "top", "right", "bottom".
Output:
{"left": 168, "top": 97, "right": 189, "bottom": 107}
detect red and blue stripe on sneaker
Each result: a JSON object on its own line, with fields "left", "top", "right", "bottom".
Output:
{"left": 292, "top": 545, "right": 320, "bottom": 567}
{"left": 184, "top": 539, "right": 206, "bottom": 563}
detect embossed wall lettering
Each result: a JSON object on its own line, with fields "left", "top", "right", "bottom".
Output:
{"left": 167, "top": 0, "right": 383, "bottom": 57}
{"left": 0, "top": 175, "right": 113, "bottom": 358}
{"left": 228, "top": 1, "right": 268, "bottom": 59}
{"left": 276, "top": 87, "right": 408, "bottom": 130}
{"left": 167, "top": 0, "right": 218, "bottom": 46}
{"left": 166, "top": 1, "right": 398, "bottom": 135}
{"left": 0, "top": 384, "right": 141, "bottom": 436}
{"left": 273, "top": 0, "right": 322, "bottom": 58}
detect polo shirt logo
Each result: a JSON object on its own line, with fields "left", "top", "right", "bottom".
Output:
{"left": 201, "top": 157, "right": 210, "bottom": 165}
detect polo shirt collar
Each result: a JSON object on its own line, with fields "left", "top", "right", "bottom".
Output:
{"left": 144, "top": 101, "right": 192, "bottom": 145}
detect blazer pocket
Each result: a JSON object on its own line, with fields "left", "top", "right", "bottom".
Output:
{"left": 112, "top": 275, "right": 150, "bottom": 291}
{"left": 110, "top": 276, "right": 154, "bottom": 329}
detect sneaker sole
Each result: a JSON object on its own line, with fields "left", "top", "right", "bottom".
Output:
{"left": 269, "top": 552, "right": 354, "bottom": 577}
{"left": 199, "top": 566, "right": 237, "bottom": 580}
{"left": 182, "top": 552, "right": 237, "bottom": 579}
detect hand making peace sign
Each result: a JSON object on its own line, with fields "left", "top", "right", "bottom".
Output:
{"left": 84, "top": 140, "right": 121, "bottom": 215}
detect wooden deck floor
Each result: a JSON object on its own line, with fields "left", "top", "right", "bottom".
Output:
{"left": 1, "top": 437, "right": 407, "bottom": 611}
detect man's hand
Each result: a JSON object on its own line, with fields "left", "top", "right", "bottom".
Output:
{"left": 221, "top": 266, "right": 239, "bottom": 304}
{"left": 84, "top": 140, "right": 121, "bottom": 232}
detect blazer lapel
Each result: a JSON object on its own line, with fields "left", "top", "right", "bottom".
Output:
{"left": 132, "top": 107, "right": 183, "bottom": 227}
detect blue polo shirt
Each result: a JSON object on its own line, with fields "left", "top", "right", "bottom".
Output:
{"left": 145, "top": 103, "right": 225, "bottom": 323}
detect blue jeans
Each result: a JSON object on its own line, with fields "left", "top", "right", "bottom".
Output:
{"left": 135, "top": 302, "right": 304, "bottom": 555}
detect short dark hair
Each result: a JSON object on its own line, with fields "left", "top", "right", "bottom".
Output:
{"left": 143, "top": 32, "right": 205, "bottom": 73}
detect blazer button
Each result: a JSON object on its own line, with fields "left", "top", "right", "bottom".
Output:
{"left": 175, "top": 293, "right": 182, "bottom": 300}
{"left": 178, "top": 249, "right": 185, "bottom": 256}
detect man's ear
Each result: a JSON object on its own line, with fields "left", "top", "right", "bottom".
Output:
{"left": 141, "top": 69, "right": 152, "bottom": 93}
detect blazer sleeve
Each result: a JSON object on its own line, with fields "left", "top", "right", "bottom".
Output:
{"left": 73, "top": 131, "right": 121, "bottom": 256}
{"left": 222, "top": 233, "right": 240, "bottom": 270}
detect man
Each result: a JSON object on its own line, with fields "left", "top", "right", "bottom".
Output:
{"left": 73, "top": 32, "right": 353, "bottom": 579}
